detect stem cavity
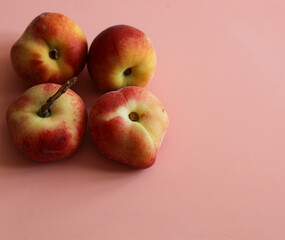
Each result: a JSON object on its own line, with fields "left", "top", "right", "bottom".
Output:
{"left": 49, "top": 49, "right": 60, "bottom": 60}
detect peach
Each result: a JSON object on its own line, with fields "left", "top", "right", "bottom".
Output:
{"left": 11, "top": 12, "right": 88, "bottom": 85}
{"left": 87, "top": 25, "right": 156, "bottom": 92}
{"left": 89, "top": 86, "right": 169, "bottom": 168}
{"left": 6, "top": 79, "right": 87, "bottom": 161}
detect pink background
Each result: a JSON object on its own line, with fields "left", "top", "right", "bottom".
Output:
{"left": 1, "top": 0, "right": 285, "bottom": 239}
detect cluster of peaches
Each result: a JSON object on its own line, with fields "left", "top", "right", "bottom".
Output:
{"left": 7, "top": 12, "right": 169, "bottom": 168}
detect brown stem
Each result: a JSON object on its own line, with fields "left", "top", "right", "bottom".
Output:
{"left": 38, "top": 77, "right": 78, "bottom": 118}
{"left": 129, "top": 112, "right": 139, "bottom": 122}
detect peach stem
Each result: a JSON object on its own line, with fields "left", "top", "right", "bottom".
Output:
{"left": 38, "top": 77, "right": 78, "bottom": 118}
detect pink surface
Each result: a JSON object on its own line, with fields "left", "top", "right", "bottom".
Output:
{"left": 1, "top": 0, "right": 285, "bottom": 239}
